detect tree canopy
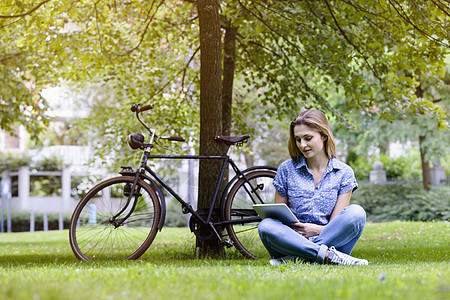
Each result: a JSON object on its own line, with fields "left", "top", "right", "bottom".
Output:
{"left": 1, "top": 1, "right": 448, "bottom": 137}
{"left": 0, "top": 0, "right": 449, "bottom": 169}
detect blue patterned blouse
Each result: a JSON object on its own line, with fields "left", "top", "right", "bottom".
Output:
{"left": 273, "top": 157, "right": 358, "bottom": 225}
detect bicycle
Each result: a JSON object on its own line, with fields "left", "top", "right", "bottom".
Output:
{"left": 69, "top": 103, "right": 277, "bottom": 261}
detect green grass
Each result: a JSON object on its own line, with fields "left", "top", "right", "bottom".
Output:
{"left": 0, "top": 221, "right": 448, "bottom": 300}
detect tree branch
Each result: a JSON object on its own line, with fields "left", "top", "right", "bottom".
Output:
{"left": 119, "top": 0, "right": 165, "bottom": 56}
{"left": 0, "top": 52, "right": 21, "bottom": 63}
{"left": 236, "top": 0, "right": 309, "bottom": 63}
{"left": 179, "top": 46, "right": 200, "bottom": 96}
{"left": 238, "top": 32, "right": 349, "bottom": 125}
{"left": 93, "top": 0, "right": 108, "bottom": 59}
{"left": 388, "top": 0, "right": 449, "bottom": 47}
{"left": 323, "top": 0, "right": 380, "bottom": 79}
{"left": 0, "top": 0, "right": 52, "bottom": 18}
{"left": 429, "top": 0, "right": 450, "bottom": 17}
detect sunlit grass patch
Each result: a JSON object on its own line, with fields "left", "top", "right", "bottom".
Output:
{"left": 0, "top": 222, "right": 448, "bottom": 300}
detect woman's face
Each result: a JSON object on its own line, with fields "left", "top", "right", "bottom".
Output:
{"left": 293, "top": 124, "right": 327, "bottom": 159}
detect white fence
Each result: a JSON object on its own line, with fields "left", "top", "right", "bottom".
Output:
{"left": 0, "top": 160, "right": 198, "bottom": 233}
{"left": 0, "top": 167, "right": 89, "bottom": 232}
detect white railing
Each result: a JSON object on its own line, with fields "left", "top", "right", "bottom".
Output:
{"left": 1, "top": 167, "right": 93, "bottom": 232}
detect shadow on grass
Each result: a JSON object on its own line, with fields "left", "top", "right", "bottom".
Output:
{"left": 0, "top": 240, "right": 67, "bottom": 247}
{"left": 0, "top": 253, "right": 80, "bottom": 268}
{"left": 3, "top": 247, "right": 443, "bottom": 270}
{"left": 1, "top": 222, "right": 447, "bottom": 269}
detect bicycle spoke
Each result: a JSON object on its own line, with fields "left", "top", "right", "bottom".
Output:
{"left": 224, "top": 170, "right": 276, "bottom": 259}
{"left": 226, "top": 224, "right": 258, "bottom": 235}
{"left": 70, "top": 177, "right": 160, "bottom": 261}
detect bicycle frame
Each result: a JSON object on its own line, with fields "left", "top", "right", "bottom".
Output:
{"left": 144, "top": 154, "right": 229, "bottom": 226}
{"left": 116, "top": 150, "right": 273, "bottom": 242}
{"left": 113, "top": 104, "right": 274, "bottom": 243}
{"left": 152, "top": 153, "right": 269, "bottom": 219}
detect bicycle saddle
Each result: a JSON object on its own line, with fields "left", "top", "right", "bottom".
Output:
{"left": 215, "top": 134, "right": 250, "bottom": 146}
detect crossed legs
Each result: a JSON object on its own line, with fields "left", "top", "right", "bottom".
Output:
{"left": 258, "top": 204, "right": 366, "bottom": 263}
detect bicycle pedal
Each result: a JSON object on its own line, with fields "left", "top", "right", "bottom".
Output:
{"left": 222, "top": 238, "right": 234, "bottom": 248}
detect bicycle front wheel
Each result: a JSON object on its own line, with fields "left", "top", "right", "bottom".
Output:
{"left": 223, "top": 169, "right": 276, "bottom": 259}
{"left": 69, "top": 176, "right": 161, "bottom": 261}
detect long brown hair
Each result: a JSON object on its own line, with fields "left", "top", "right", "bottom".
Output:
{"left": 288, "top": 110, "right": 336, "bottom": 160}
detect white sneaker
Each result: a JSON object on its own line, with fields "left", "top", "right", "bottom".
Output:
{"left": 269, "top": 256, "right": 295, "bottom": 266}
{"left": 327, "top": 247, "right": 368, "bottom": 266}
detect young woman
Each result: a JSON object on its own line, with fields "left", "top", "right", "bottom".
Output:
{"left": 258, "top": 110, "right": 368, "bottom": 266}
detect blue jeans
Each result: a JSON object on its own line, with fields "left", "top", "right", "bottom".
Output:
{"left": 258, "top": 204, "right": 366, "bottom": 263}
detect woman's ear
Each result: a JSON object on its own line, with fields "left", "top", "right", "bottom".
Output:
{"left": 321, "top": 135, "right": 328, "bottom": 142}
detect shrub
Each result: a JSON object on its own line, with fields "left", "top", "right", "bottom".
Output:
{"left": 28, "top": 156, "right": 65, "bottom": 197}
{"left": 71, "top": 175, "right": 103, "bottom": 200}
{"left": 351, "top": 184, "right": 450, "bottom": 222}
{"left": 348, "top": 156, "right": 371, "bottom": 181}
{"left": 31, "top": 156, "right": 64, "bottom": 171}
{"left": 346, "top": 148, "right": 370, "bottom": 181}
{"left": 347, "top": 151, "right": 423, "bottom": 182}
{"left": 1, "top": 210, "right": 71, "bottom": 232}
{"left": 379, "top": 154, "right": 421, "bottom": 181}
{"left": 30, "top": 176, "right": 61, "bottom": 197}
{"left": 165, "top": 200, "right": 189, "bottom": 227}
{"left": 0, "top": 153, "right": 31, "bottom": 172}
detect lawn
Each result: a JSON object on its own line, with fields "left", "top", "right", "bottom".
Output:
{"left": 0, "top": 221, "right": 448, "bottom": 300}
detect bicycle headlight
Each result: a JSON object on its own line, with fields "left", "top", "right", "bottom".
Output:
{"left": 127, "top": 133, "right": 145, "bottom": 149}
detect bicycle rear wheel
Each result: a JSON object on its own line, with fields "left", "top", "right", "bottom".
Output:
{"left": 222, "top": 169, "right": 276, "bottom": 259}
{"left": 69, "top": 176, "right": 161, "bottom": 261}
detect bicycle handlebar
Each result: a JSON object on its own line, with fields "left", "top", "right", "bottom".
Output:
{"left": 129, "top": 104, "right": 186, "bottom": 149}
{"left": 138, "top": 104, "right": 155, "bottom": 112}
{"left": 131, "top": 103, "right": 154, "bottom": 113}
{"left": 159, "top": 136, "right": 186, "bottom": 142}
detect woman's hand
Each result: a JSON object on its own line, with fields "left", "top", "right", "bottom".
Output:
{"left": 291, "top": 222, "right": 324, "bottom": 238}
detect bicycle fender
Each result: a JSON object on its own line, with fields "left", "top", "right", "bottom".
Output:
{"left": 219, "top": 165, "right": 277, "bottom": 208}
{"left": 241, "top": 165, "right": 277, "bottom": 173}
{"left": 120, "top": 171, "right": 166, "bottom": 231}
{"left": 148, "top": 178, "right": 166, "bottom": 231}
{"left": 225, "top": 165, "right": 277, "bottom": 193}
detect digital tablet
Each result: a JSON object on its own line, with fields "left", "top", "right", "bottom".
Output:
{"left": 252, "top": 203, "right": 299, "bottom": 225}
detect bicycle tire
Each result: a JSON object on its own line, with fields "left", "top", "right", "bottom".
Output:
{"left": 222, "top": 169, "right": 276, "bottom": 259}
{"left": 69, "top": 176, "right": 161, "bottom": 261}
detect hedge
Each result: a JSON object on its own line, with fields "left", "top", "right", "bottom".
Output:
{"left": 3, "top": 184, "right": 448, "bottom": 231}
{"left": 351, "top": 184, "right": 450, "bottom": 222}
{"left": 1, "top": 211, "right": 71, "bottom": 232}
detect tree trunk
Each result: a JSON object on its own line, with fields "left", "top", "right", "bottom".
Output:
{"left": 196, "top": 0, "right": 226, "bottom": 257}
{"left": 419, "top": 135, "right": 431, "bottom": 190}
{"left": 415, "top": 85, "right": 431, "bottom": 190}
{"left": 222, "top": 24, "right": 238, "bottom": 136}
{"left": 379, "top": 141, "right": 390, "bottom": 156}
{"left": 219, "top": 23, "right": 238, "bottom": 204}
